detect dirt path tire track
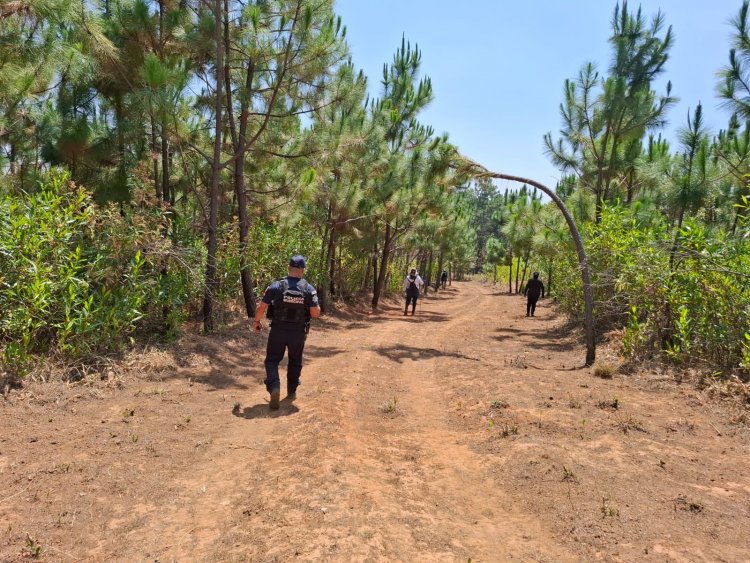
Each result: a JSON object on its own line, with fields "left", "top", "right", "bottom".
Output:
{"left": 2, "top": 281, "right": 749, "bottom": 562}
{"left": 261, "top": 282, "right": 577, "bottom": 562}
{"left": 111, "top": 282, "right": 575, "bottom": 562}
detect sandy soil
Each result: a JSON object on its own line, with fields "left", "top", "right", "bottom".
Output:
{"left": 1, "top": 280, "right": 749, "bottom": 562}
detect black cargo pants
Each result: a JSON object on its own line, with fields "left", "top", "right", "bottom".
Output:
{"left": 526, "top": 294, "right": 540, "bottom": 316}
{"left": 263, "top": 326, "right": 307, "bottom": 393}
{"left": 405, "top": 291, "right": 419, "bottom": 314}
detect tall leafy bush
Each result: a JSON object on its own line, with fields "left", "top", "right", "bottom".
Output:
{"left": 0, "top": 172, "right": 198, "bottom": 376}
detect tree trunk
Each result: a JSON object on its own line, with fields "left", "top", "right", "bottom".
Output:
{"left": 626, "top": 168, "right": 635, "bottom": 204}
{"left": 406, "top": 251, "right": 417, "bottom": 271}
{"left": 149, "top": 110, "right": 160, "bottom": 201}
{"left": 418, "top": 251, "right": 428, "bottom": 280}
{"left": 8, "top": 143, "right": 16, "bottom": 176}
{"left": 507, "top": 249, "right": 513, "bottom": 294}
{"left": 327, "top": 227, "right": 336, "bottom": 297}
{"left": 317, "top": 206, "right": 331, "bottom": 312}
{"left": 363, "top": 256, "right": 372, "bottom": 292}
{"left": 235, "top": 157, "right": 255, "bottom": 319}
{"left": 435, "top": 251, "right": 444, "bottom": 292}
{"left": 202, "top": 0, "right": 224, "bottom": 333}
{"left": 396, "top": 253, "right": 405, "bottom": 281}
{"left": 161, "top": 118, "right": 170, "bottom": 205}
{"left": 547, "top": 266, "right": 552, "bottom": 295}
{"left": 520, "top": 252, "right": 530, "bottom": 293}
{"left": 372, "top": 248, "right": 379, "bottom": 296}
{"left": 319, "top": 204, "right": 331, "bottom": 272}
{"left": 159, "top": 113, "right": 171, "bottom": 323}
{"left": 336, "top": 241, "right": 344, "bottom": 296}
{"left": 424, "top": 250, "right": 434, "bottom": 295}
{"left": 490, "top": 170, "right": 596, "bottom": 365}
{"left": 223, "top": 14, "right": 256, "bottom": 320}
{"left": 371, "top": 223, "right": 392, "bottom": 308}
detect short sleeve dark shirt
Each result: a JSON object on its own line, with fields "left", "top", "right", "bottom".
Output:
{"left": 262, "top": 277, "right": 319, "bottom": 308}
{"left": 525, "top": 278, "right": 545, "bottom": 299}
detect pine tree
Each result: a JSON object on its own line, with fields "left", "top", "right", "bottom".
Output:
{"left": 544, "top": 1, "right": 675, "bottom": 221}
{"left": 718, "top": 0, "right": 750, "bottom": 232}
{"left": 369, "top": 37, "right": 434, "bottom": 308}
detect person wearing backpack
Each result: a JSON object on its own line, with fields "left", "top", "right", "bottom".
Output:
{"left": 403, "top": 268, "right": 424, "bottom": 316}
{"left": 253, "top": 255, "right": 321, "bottom": 409}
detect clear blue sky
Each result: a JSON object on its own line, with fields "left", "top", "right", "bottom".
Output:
{"left": 334, "top": 0, "right": 739, "bottom": 188}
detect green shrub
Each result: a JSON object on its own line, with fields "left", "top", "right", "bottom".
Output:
{"left": 553, "top": 204, "right": 750, "bottom": 375}
{"left": 0, "top": 171, "right": 198, "bottom": 375}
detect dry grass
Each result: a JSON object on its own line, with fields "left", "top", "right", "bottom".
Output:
{"left": 704, "top": 375, "right": 750, "bottom": 404}
{"left": 592, "top": 362, "right": 615, "bottom": 379}
{"left": 379, "top": 397, "right": 401, "bottom": 416}
{"left": 615, "top": 414, "right": 647, "bottom": 434}
{"left": 490, "top": 398, "right": 510, "bottom": 410}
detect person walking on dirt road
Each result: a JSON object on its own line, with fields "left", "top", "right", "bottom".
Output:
{"left": 253, "top": 255, "right": 321, "bottom": 409}
{"left": 403, "top": 268, "right": 424, "bottom": 316}
{"left": 440, "top": 270, "right": 448, "bottom": 290}
{"left": 524, "top": 271, "right": 545, "bottom": 317}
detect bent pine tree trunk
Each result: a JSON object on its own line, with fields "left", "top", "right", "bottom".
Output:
{"left": 464, "top": 160, "right": 596, "bottom": 365}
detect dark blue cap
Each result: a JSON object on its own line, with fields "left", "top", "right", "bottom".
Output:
{"left": 289, "top": 255, "right": 306, "bottom": 268}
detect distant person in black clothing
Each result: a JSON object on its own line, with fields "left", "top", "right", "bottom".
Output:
{"left": 524, "top": 272, "right": 545, "bottom": 317}
{"left": 440, "top": 270, "right": 448, "bottom": 289}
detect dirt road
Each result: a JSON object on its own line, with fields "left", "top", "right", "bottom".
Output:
{"left": 2, "top": 281, "right": 749, "bottom": 562}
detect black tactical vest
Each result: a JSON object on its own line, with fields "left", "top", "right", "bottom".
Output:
{"left": 268, "top": 278, "right": 310, "bottom": 325}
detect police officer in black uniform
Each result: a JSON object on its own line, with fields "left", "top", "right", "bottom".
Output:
{"left": 524, "top": 271, "right": 545, "bottom": 317}
{"left": 253, "top": 255, "right": 321, "bottom": 409}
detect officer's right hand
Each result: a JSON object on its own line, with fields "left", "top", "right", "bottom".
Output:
{"left": 253, "top": 320, "right": 263, "bottom": 333}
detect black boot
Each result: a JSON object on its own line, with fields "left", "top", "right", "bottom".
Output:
{"left": 269, "top": 389, "right": 280, "bottom": 409}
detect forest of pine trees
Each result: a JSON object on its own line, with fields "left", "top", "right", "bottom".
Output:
{"left": 477, "top": 2, "right": 750, "bottom": 375}
{"left": 0, "top": 0, "right": 477, "bottom": 377}
{"left": 1, "top": 1, "right": 749, "bottom": 380}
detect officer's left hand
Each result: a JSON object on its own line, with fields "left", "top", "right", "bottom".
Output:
{"left": 253, "top": 320, "right": 263, "bottom": 333}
